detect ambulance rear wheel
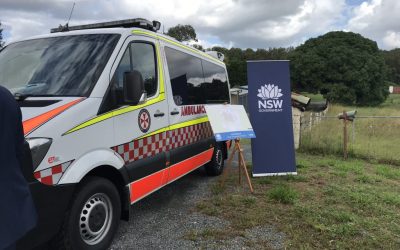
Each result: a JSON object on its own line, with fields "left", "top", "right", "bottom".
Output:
{"left": 205, "top": 143, "right": 225, "bottom": 176}
{"left": 56, "top": 177, "right": 121, "bottom": 250}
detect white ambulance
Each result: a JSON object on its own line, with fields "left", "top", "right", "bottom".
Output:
{"left": 0, "top": 19, "right": 231, "bottom": 249}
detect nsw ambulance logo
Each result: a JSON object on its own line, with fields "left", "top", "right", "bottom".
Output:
{"left": 257, "top": 84, "right": 283, "bottom": 112}
{"left": 138, "top": 109, "right": 151, "bottom": 133}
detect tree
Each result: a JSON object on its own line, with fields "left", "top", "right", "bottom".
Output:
{"left": 165, "top": 24, "right": 294, "bottom": 87}
{"left": 207, "top": 46, "right": 291, "bottom": 87}
{"left": 166, "top": 24, "right": 197, "bottom": 42}
{"left": 0, "top": 22, "right": 4, "bottom": 48}
{"left": 382, "top": 49, "right": 400, "bottom": 84}
{"left": 192, "top": 44, "right": 204, "bottom": 51}
{"left": 290, "top": 31, "right": 388, "bottom": 106}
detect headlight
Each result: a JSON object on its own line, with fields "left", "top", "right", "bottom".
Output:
{"left": 26, "top": 138, "right": 52, "bottom": 169}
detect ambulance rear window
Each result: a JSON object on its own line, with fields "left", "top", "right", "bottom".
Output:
{"left": 165, "top": 47, "right": 229, "bottom": 106}
{"left": 202, "top": 60, "right": 230, "bottom": 104}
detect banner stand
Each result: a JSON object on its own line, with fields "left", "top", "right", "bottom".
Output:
{"left": 247, "top": 60, "right": 297, "bottom": 176}
{"left": 220, "top": 138, "right": 254, "bottom": 193}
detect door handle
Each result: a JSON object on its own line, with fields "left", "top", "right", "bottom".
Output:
{"left": 170, "top": 111, "right": 180, "bottom": 115}
{"left": 154, "top": 112, "right": 165, "bottom": 117}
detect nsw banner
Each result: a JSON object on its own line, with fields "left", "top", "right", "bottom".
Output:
{"left": 247, "top": 60, "right": 296, "bottom": 176}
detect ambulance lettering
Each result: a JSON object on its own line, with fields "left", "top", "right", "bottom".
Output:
{"left": 181, "top": 105, "right": 206, "bottom": 116}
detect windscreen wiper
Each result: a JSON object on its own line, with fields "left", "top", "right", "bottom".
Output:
{"left": 13, "top": 93, "right": 58, "bottom": 101}
{"left": 14, "top": 93, "right": 33, "bottom": 101}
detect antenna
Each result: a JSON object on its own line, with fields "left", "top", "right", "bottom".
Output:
{"left": 66, "top": 2, "right": 76, "bottom": 26}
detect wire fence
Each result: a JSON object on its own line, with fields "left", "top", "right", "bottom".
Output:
{"left": 297, "top": 109, "right": 400, "bottom": 165}
{"left": 233, "top": 93, "right": 400, "bottom": 164}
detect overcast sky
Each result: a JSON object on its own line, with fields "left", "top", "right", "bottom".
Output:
{"left": 1, "top": 0, "right": 399, "bottom": 50}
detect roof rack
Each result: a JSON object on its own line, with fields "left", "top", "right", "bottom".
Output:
{"left": 50, "top": 18, "right": 161, "bottom": 33}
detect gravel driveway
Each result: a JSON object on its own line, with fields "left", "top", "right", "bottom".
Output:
{"left": 110, "top": 144, "right": 285, "bottom": 250}
{"left": 110, "top": 167, "right": 225, "bottom": 249}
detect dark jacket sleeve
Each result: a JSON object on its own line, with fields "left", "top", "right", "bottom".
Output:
{"left": 0, "top": 86, "right": 37, "bottom": 249}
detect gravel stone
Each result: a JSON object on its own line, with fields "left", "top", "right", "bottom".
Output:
{"left": 35, "top": 144, "right": 285, "bottom": 250}
{"left": 244, "top": 226, "right": 286, "bottom": 249}
{"left": 110, "top": 168, "right": 228, "bottom": 250}
{"left": 187, "top": 225, "right": 286, "bottom": 250}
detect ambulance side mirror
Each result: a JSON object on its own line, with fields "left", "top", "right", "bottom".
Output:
{"left": 123, "top": 70, "right": 146, "bottom": 105}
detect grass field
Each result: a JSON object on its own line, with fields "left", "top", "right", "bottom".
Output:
{"left": 299, "top": 94, "right": 400, "bottom": 165}
{"left": 189, "top": 95, "right": 400, "bottom": 249}
{"left": 193, "top": 153, "right": 400, "bottom": 249}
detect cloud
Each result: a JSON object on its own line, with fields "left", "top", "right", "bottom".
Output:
{"left": 190, "top": 0, "right": 346, "bottom": 48}
{"left": 347, "top": 0, "right": 382, "bottom": 30}
{"left": 0, "top": 0, "right": 398, "bottom": 50}
{"left": 346, "top": 0, "right": 400, "bottom": 49}
{"left": 383, "top": 31, "right": 400, "bottom": 48}
{"left": 0, "top": 0, "right": 346, "bottom": 48}
{"left": 1, "top": 10, "right": 51, "bottom": 41}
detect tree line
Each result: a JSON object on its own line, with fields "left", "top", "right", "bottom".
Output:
{"left": 167, "top": 24, "right": 399, "bottom": 106}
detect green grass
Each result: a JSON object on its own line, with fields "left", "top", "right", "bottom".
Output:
{"left": 194, "top": 153, "right": 400, "bottom": 249}
{"left": 268, "top": 184, "right": 299, "bottom": 204}
{"left": 380, "top": 94, "right": 400, "bottom": 109}
{"left": 299, "top": 94, "right": 400, "bottom": 165}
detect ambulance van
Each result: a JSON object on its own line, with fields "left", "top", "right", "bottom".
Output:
{"left": 0, "top": 19, "right": 230, "bottom": 249}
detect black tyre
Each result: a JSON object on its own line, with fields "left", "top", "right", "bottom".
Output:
{"left": 205, "top": 143, "right": 225, "bottom": 176}
{"left": 54, "top": 177, "right": 121, "bottom": 250}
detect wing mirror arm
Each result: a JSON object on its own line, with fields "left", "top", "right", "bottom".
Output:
{"left": 138, "top": 92, "right": 147, "bottom": 105}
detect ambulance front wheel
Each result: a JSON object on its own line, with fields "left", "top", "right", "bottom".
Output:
{"left": 205, "top": 143, "right": 225, "bottom": 176}
{"left": 55, "top": 176, "right": 121, "bottom": 250}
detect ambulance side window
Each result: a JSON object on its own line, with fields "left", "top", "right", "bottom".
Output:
{"left": 112, "top": 42, "right": 157, "bottom": 102}
{"left": 164, "top": 47, "right": 206, "bottom": 105}
{"left": 130, "top": 43, "right": 157, "bottom": 97}
{"left": 202, "top": 60, "right": 230, "bottom": 104}
{"left": 165, "top": 46, "right": 229, "bottom": 105}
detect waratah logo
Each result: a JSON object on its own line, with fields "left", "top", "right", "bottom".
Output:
{"left": 257, "top": 84, "right": 283, "bottom": 112}
{"left": 257, "top": 84, "right": 283, "bottom": 100}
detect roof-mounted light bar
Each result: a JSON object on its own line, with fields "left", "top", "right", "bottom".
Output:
{"left": 51, "top": 18, "right": 161, "bottom": 33}
{"left": 205, "top": 51, "right": 225, "bottom": 62}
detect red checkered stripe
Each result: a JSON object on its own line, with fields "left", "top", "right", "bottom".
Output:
{"left": 34, "top": 160, "right": 73, "bottom": 185}
{"left": 113, "top": 121, "right": 213, "bottom": 164}
{"left": 167, "top": 122, "right": 213, "bottom": 150}
{"left": 114, "top": 131, "right": 168, "bottom": 163}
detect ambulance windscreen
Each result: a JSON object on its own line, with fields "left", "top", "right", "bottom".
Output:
{"left": 0, "top": 34, "right": 120, "bottom": 97}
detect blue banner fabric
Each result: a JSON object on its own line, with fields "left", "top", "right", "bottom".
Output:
{"left": 247, "top": 60, "right": 297, "bottom": 176}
